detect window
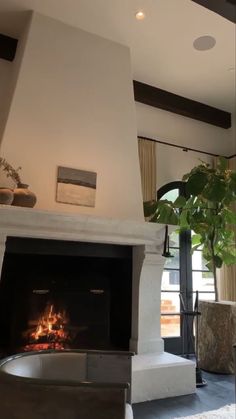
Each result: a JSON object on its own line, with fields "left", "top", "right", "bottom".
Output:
{"left": 158, "top": 182, "right": 215, "bottom": 354}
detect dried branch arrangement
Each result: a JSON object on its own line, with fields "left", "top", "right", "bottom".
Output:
{"left": 0, "top": 157, "right": 22, "bottom": 186}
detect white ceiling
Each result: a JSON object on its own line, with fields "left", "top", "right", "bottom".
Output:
{"left": 0, "top": 0, "right": 235, "bottom": 113}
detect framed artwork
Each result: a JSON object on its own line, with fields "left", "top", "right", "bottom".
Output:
{"left": 56, "top": 166, "right": 97, "bottom": 207}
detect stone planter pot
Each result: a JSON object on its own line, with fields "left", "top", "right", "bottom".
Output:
{"left": 0, "top": 188, "right": 14, "bottom": 205}
{"left": 12, "top": 183, "right": 37, "bottom": 208}
{"left": 198, "top": 300, "right": 236, "bottom": 373}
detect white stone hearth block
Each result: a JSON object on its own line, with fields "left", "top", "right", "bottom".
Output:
{"left": 131, "top": 352, "right": 196, "bottom": 403}
{"left": 130, "top": 246, "right": 165, "bottom": 354}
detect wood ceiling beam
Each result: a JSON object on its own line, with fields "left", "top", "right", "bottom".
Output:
{"left": 192, "top": 0, "right": 236, "bottom": 23}
{"left": 0, "top": 34, "right": 18, "bottom": 61}
{"left": 133, "top": 80, "right": 231, "bottom": 129}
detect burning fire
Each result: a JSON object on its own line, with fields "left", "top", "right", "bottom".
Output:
{"left": 24, "top": 304, "right": 70, "bottom": 351}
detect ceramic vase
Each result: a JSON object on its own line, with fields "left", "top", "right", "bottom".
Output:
{"left": 0, "top": 188, "right": 14, "bottom": 205}
{"left": 12, "top": 183, "right": 37, "bottom": 208}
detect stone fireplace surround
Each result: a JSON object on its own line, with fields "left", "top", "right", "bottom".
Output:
{"left": 0, "top": 205, "right": 195, "bottom": 402}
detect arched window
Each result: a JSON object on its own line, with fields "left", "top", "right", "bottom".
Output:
{"left": 158, "top": 182, "right": 215, "bottom": 355}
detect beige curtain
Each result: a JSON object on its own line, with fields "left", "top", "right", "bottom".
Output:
{"left": 218, "top": 156, "right": 236, "bottom": 301}
{"left": 138, "top": 138, "right": 156, "bottom": 202}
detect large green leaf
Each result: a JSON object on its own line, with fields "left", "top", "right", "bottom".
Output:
{"left": 190, "top": 222, "right": 209, "bottom": 235}
{"left": 173, "top": 195, "right": 186, "bottom": 208}
{"left": 143, "top": 200, "right": 158, "bottom": 217}
{"left": 205, "top": 261, "right": 213, "bottom": 271}
{"left": 186, "top": 172, "right": 208, "bottom": 195}
{"left": 179, "top": 209, "right": 190, "bottom": 229}
{"left": 213, "top": 255, "right": 223, "bottom": 268}
{"left": 220, "top": 249, "right": 236, "bottom": 265}
{"left": 202, "top": 176, "right": 227, "bottom": 202}
{"left": 192, "top": 234, "right": 202, "bottom": 246}
{"left": 157, "top": 204, "right": 178, "bottom": 225}
{"left": 149, "top": 213, "right": 159, "bottom": 222}
{"left": 169, "top": 211, "right": 179, "bottom": 225}
{"left": 184, "top": 195, "right": 197, "bottom": 209}
{"left": 189, "top": 211, "right": 206, "bottom": 225}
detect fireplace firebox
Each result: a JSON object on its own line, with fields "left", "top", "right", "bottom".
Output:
{"left": 0, "top": 237, "right": 132, "bottom": 356}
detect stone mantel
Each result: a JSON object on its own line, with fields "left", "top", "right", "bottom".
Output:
{"left": 0, "top": 205, "right": 165, "bottom": 248}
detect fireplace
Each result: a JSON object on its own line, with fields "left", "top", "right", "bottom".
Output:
{"left": 0, "top": 237, "right": 132, "bottom": 356}
{"left": 0, "top": 206, "right": 195, "bottom": 402}
{"left": 0, "top": 206, "right": 166, "bottom": 357}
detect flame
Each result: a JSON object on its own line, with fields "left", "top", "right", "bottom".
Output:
{"left": 25, "top": 304, "right": 70, "bottom": 351}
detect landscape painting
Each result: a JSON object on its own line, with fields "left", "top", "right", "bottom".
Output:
{"left": 56, "top": 166, "right": 97, "bottom": 207}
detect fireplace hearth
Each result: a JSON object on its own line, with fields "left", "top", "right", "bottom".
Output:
{"left": 0, "top": 237, "right": 132, "bottom": 356}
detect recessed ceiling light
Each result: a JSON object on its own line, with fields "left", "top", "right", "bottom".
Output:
{"left": 135, "top": 11, "right": 145, "bottom": 20}
{"left": 193, "top": 35, "right": 216, "bottom": 51}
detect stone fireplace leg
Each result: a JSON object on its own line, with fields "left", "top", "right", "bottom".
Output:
{"left": 0, "top": 235, "right": 6, "bottom": 279}
{"left": 130, "top": 245, "right": 196, "bottom": 403}
{"left": 130, "top": 245, "right": 164, "bottom": 354}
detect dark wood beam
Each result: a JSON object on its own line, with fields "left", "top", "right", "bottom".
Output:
{"left": 0, "top": 34, "right": 18, "bottom": 61}
{"left": 133, "top": 80, "right": 231, "bottom": 129}
{"left": 192, "top": 0, "right": 236, "bottom": 23}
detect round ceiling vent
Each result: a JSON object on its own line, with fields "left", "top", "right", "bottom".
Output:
{"left": 193, "top": 35, "right": 216, "bottom": 51}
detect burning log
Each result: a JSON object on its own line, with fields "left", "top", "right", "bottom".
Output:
{"left": 23, "top": 304, "right": 71, "bottom": 351}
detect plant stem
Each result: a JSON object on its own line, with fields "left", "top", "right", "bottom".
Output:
{"left": 210, "top": 230, "right": 218, "bottom": 302}
{"left": 212, "top": 258, "right": 218, "bottom": 302}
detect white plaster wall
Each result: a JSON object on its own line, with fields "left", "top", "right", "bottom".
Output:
{"left": 136, "top": 102, "right": 235, "bottom": 190}
{"left": 0, "top": 12, "right": 143, "bottom": 221}
{"left": 229, "top": 114, "right": 236, "bottom": 155}
{"left": 0, "top": 14, "right": 32, "bottom": 146}
{"left": 0, "top": 59, "right": 13, "bottom": 140}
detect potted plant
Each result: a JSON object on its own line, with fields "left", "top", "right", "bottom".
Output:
{"left": 144, "top": 157, "right": 236, "bottom": 373}
{"left": 0, "top": 157, "right": 36, "bottom": 208}
{"left": 0, "top": 157, "right": 22, "bottom": 205}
